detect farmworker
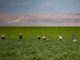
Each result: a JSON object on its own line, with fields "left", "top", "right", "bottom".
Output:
{"left": 42, "top": 36, "right": 46, "bottom": 40}
{"left": 19, "top": 33, "right": 22, "bottom": 40}
{"left": 37, "top": 35, "right": 40, "bottom": 40}
{"left": 1, "top": 34, "right": 5, "bottom": 40}
{"left": 58, "top": 35, "right": 63, "bottom": 40}
{"left": 72, "top": 34, "right": 77, "bottom": 42}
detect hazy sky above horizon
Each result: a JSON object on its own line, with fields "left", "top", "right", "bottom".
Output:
{"left": 0, "top": 0, "right": 80, "bottom": 14}
{"left": 0, "top": 0, "right": 80, "bottom": 26}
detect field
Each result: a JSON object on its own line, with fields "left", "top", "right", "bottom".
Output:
{"left": 0, "top": 27, "right": 80, "bottom": 60}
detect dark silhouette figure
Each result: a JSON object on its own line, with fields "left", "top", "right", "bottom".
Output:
{"left": 19, "top": 33, "right": 22, "bottom": 40}
{"left": 1, "top": 34, "right": 5, "bottom": 40}
{"left": 37, "top": 35, "right": 40, "bottom": 40}
{"left": 72, "top": 34, "right": 77, "bottom": 42}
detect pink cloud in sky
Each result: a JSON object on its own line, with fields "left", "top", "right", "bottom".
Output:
{"left": 34, "top": 14, "right": 80, "bottom": 19}
{"left": 0, "top": 14, "right": 80, "bottom": 26}
{"left": 0, "top": 14, "right": 80, "bottom": 20}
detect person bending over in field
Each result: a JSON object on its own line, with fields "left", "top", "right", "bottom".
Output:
{"left": 1, "top": 34, "right": 5, "bottom": 40}
{"left": 42, "top": 36, "right": 50, "bottom": 41}
{"left": 42, "top": 36, "right": 47, "bottom": 40}
{"left": 37, "top": 35, "right": 40, "bottom": 40}
{"left": 72, "top": 34, "right": 77, "bottom": 42}
{"left": 58, "top": 35, "right": 63, "bottom": 40}
{"left": 19, "top": 33, "right": 22, "bottom": 40}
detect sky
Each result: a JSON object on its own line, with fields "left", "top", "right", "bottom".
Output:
{"left": 0, "top": 0, "right": 80, "bottom": 26}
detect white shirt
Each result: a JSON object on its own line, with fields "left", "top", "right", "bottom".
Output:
{"left": 58, "top": 36, "right": 63, "bottom": 39}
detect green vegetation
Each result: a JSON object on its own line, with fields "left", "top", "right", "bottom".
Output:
{"left": 0, "top": 27, "right": 80, "bottom": 60}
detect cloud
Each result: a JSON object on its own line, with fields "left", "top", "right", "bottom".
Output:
{"left": 8, "top": 19, "right": 21, "bottom": 23}
{"left": 34, "top": 14, "right": 80, "bottom": 19}
{"left": 0, "top": 14, "right": 80, "bottom": 26}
